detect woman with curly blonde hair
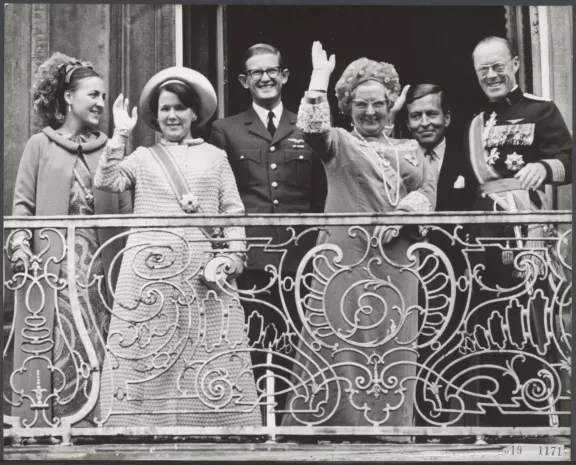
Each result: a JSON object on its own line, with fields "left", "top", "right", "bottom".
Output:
{"left": 281, "top": 43, "right": 436, "bottom": 434}
{"left": 8, "top": 53, "right": 131, "bottom": 430}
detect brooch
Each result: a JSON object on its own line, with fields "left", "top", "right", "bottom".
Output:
{"left": 180, "top": 193, "right": 200, "bottom": 213}
{"left": 404, "top": 154, "right": 419, "bottom": 166}
{"left": 505, "top": 152, "right": 525, "bottom": 172}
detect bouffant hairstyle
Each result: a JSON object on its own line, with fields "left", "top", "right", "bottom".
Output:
{"left": 32, "top": 52, "right": 101, "bottom": 129}
{"left": 335, "top": 58, "right": 401, "bottom": 118}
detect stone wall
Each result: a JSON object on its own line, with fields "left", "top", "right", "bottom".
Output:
{"left": 3, "top": 4, "right": 175, "bottom": 216}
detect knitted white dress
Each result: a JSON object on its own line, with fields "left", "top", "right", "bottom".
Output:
{"left": 94, "top": 140, "right": 262, "bottom": 427}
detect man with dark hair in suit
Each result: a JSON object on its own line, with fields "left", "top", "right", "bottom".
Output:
{"left": 405, "top": 83, "right": 474, "bottom": 211}
{"left": 405, "top": 83, "right": 474, "bottom": 431}
{"left": 209, "top": 43, "right": 327, "bottom": 425}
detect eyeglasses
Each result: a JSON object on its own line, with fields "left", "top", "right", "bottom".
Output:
{"left": 243, "top": 67, "right": 283, "bottom": 80}
{"left": 475, "top": 58, "right": 515, "bottom": 77}
{"left": 351, "top": 100, "right": 387, "bottom": 111}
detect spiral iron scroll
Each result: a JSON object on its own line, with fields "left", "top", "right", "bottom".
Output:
{"left": 3, "top": 224, "right": 571, "bottom": 428}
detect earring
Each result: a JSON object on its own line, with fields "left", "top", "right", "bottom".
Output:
{"left": 68, "top": 104, "right": 72, "bottom": 113}
{"left": 55, "top": 103, "right": 64, "bottom": 123}
{"left": 190, "top": 113, "right": 198, "bottom": 123}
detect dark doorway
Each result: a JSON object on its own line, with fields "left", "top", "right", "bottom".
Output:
{"left": 224, "top": 5, "right": 508, "bottom": 140}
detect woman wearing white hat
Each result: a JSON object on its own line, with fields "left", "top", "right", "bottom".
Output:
{"left": 94, "top": 67, "right": 262, "bottom": 427}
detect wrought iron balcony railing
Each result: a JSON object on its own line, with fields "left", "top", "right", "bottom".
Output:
{"left": 3, "top": 212, "right": 571, "bottom": 445}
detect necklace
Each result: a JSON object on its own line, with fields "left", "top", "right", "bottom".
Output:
{"left": 352, "top": 129, "right": 401, "bottom": 207}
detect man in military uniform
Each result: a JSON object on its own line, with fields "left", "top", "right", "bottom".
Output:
{"left": 463, "top": 36, "right": 571, "bottom": 429}
{"left": 209, "top": 43, "right": 327, "bottom": 424}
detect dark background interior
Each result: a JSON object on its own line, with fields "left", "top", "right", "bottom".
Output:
{"left": 215, "top": 5, "right": 508, "bottom": 141}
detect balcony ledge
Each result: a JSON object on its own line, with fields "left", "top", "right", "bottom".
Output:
{"left": 4, "top": 439, "right": 570, "bottom": 461}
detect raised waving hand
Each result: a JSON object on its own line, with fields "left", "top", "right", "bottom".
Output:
{"left": 308, "top": 41, "right": 336, "bottom": 95}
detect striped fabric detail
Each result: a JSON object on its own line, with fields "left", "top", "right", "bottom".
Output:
{"left": 540, "top": 159, "right": 566, "bottom": 183}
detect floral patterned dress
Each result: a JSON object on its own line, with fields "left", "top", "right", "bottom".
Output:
{"left": 51, "top": 135, "right": 111, "bottom": 423}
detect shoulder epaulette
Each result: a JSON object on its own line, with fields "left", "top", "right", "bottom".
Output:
{"left": 523, "top": 92, "right": 551, "bottom": 102}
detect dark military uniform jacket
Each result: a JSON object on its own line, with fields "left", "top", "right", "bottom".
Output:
{"left": 466, "top": 86, "right": 572, "bottom": 211}
{"left": 209, "top": 106, "right": 327, "bottom": 272}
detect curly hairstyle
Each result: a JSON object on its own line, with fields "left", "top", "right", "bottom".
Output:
{"left": 32, "top": 52, "right": 101, "bottom": 129}
{"left": 335, "top": 58, "right": 401, "bottom": 118}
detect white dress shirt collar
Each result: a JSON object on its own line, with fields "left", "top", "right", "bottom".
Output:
{"left": 431, "top": 137, "right": 446, "bottom": 159}
{"left": 420, "top": 137, "right": 447, "bottom": 178}
{"left": 252, "top": 101, "right": 283, "bottom": 128}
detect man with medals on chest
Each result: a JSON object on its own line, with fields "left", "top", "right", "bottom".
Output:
{"left": 463, "top": 36, "right": 572, "bottom": 430}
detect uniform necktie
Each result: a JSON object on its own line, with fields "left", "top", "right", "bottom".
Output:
{"left": 425, "top": 148, "right": 437, "bottom": 160}
{"left": 267, "top": 111, "right": 276, "bottom": 137}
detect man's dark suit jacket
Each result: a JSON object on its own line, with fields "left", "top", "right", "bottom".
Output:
{"left": 416, "top": 138, "right": 475, "bottom": 427}
{"left": 425, "top": 138, "right": 476, "bottom": 280}
{"left": 434, "top": 139, "right": 475, "bottom": 212}
{"left": 209, "top": 106, "right": 327, "bottom": 273}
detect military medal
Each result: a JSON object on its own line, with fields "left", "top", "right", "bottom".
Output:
{"left": 288, "top": 137, "right": 306, "bottom": 149}
{"left": 486, "top": 148, "right": 500, "bottom": 165}
{"left": 483, "top": 111, "right": 498, "bottom": 144}
{"left": 505, "top": 152, "right": 525, "bottom": 172}
{"left": 486, "top": 123, "right": 535, "bottom": 147}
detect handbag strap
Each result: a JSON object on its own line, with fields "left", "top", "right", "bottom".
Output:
{"left": 148, "top": 144, "right": 226, "bottom": 247}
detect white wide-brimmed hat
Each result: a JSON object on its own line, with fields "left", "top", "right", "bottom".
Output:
{"left": 138, "top": 66, "right": 217, "bottom": 131}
